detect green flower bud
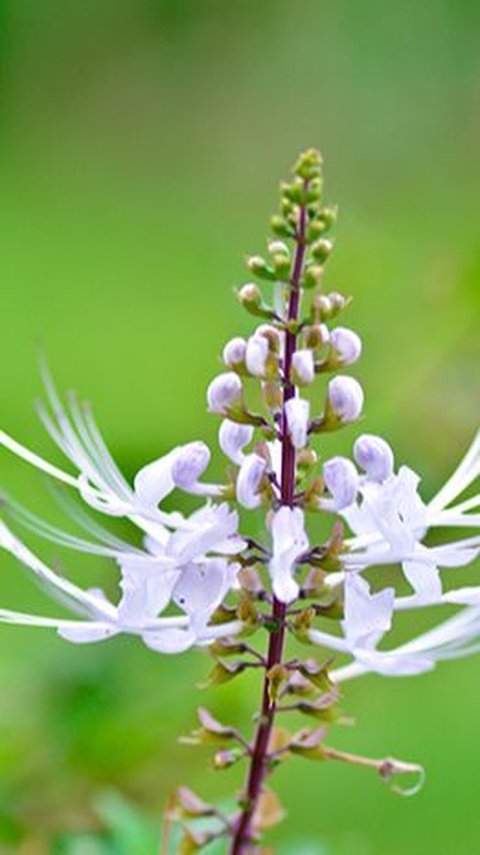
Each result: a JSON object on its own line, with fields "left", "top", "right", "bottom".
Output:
{"left": 303, "top": 264, "right": 324, "bottom": 289}
{"left": 311, "top": 238, "right": 334, "bottom": 263}
{"left": 293, "top": 148, "right": 323, "bottom": 180}
{"left": 270, "top": 214, "right": 294, "bottom": 238}
{"left": 246, "top": 255, "right": 276, "bottom": 281}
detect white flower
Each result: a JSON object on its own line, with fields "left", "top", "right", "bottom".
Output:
{"left": 321, "top": 456, "right": 359, "bottom": 510}
{"left": 236, "top": 453, "right": 267, "bottom": 509}
{"left": 269, "top": 507, "right": 309, "bottom": 603}
{"left": 327, "top": 376, "right": 364, "bottom": 423}
{"left": 291, "top": 349, "right": 315, "bottom": 386}
{"left": 309, "top": 574, "right": 436, "bottom": 678}
{"left": 329, "top": 589, "right": 480, "bottom": 683}
{"left": 343, "top": 431, "right": 480, "bottom": 574}
{"left": 222, "top": 337, "right": 247, "bottom": 369}
{"left": 0, "top": 502, "right": 244, "bottom": 655}
{"left": 353, "top": 434, "right": 394, "bottom": 482}
{"left": 330, "top": 327, "right": 362, "bottom": 365}
{"left": 206, "top": 372, "right": 243, "bottom": 415}
{"left": 285, "top": 397, "right": 310, "bottom": 449}
{"left": 218, "top": 420, "right": 254, "bottom": 465}
{"left": 245, "top": 334, "right": 270, "bottom": 377}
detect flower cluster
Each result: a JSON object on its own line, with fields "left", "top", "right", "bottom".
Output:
{"left": 1, "top": 150, "right": 478, "bottom": 853}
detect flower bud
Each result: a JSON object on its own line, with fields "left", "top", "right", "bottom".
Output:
{"left": 293, "top": 148, "right": 323, "bottom": 180}
{"left": 353, "top": 433, "right": 394, "bottom": 482}
{"left": 304, "top": 323, "right": 330, "bottom": 349}
{"left": 171, "top": 442, "right": 211, "bottom": 489}
{"left": 238, "top": 282, "right": 262, "bottom": 308}
{"left": 330, "top": 327, "right": 362, "bottom": 365}
{"left": 207, "top": 372, "right": 243, "bottom": 415}
{"left": 285, "top": 397, "right": 310, "bottom": 449}
{"left": 311, "top": 238, "right": 334, "bottom": 263}
{"left": 303, "top": 264, "right": 323, "bottom": 290}
{"left": 246, "top": 255, "right": 276, "bottom": 281}
{"left": 315, "top": 294, "right": 333, "bottom": 318}
{"left": 329, "top": 291, "right": 347, "bottom": 312}
{"left": 270, "top": 215, "right": 293, "bottom": 239}
{"left": 222, "top": 336, "right": 247, "bottom": 369}
{"left": 236, "top": 453, "right": 267, "bottom": 509}
{"left": 323, "top": 456, "right": 359, "bottom": 510}
{"left": 327, "top": 376, "right": 364, "bottom": 423}
{"left": 268, "top": 240, "right": 290, "bottom": 257}
{"left": 291, "top": 349, "right": 315, "bottom": 386}
{"left": 245, "top": 334, "right": 270, "bottom": 378}
{"left": 219, "top": 420, "right": 253, "bottom": 465}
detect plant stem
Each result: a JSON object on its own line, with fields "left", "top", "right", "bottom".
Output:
{"left": 229, "top": 195, "right": 308, "bottom": 854}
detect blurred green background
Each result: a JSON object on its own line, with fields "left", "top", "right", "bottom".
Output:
{"left": 1, "top": 0, "right": 479, "bottom": 852}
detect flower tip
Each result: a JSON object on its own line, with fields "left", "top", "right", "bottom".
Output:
{"left": 353, "top": 434, "right": 394, "bottom": 482}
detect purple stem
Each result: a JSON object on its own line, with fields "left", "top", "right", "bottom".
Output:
{"left": 229, "top": 194, "right": 308, "bottom": 854}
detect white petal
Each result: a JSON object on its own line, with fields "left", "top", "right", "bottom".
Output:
{"left": 353, "top": 434, "right": 394, "bottom": 483}
{"left": 117, "top": 558, "right": 180, "bottom": 623}
{"left": 58, "top": 624, "right": 119, "bottom": 644}
{"left": 284, "top": 398, "right": 310, "bottom": 449}
{"left": 0, "top": 522, "right": 116, "bottom": 620}
{"left": 342, "top": 573, "right": 394, "bottom": 649}
{"left": 245, "top": 335, "right": 269, "bottom": 377}
{"left": 268, "top": 507, "right": 308, "bottom": 604}
{"left": 219, "top": 420, "right": 254, "bottom": 465}
{"left": 142, "top": 627, "right": 196, "bottom": 654}
{"left": 322, "top": 456, "right": 359, "bottom": 510}
{"left": 402, "top": 560, "right": 442, "bottom": 605}
{"left": 133, "top": 450, "right": 178, "bottom": 509}
{"left": 236, "top": 454, "right": 267, "bottom": 509}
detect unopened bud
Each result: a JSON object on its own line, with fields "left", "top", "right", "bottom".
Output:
{"left": 329, "top": 291, "right": 347, "bottom": 312}
{"left": 219, "top": 420, "right": 253, "bottom": 465}
{"left": 304, "top": 323, "right": 330, "bottom": 349}
{"left": 330, "top": 327, "right": 362, "bottom": 365}
{"left": 270, "top": 215, "right": 293, "bottom": 238}
{"left": 213, "top": 748, "right": 243, "bottom": 770}
{"left": 268, "top": 240, "right": 290, "bottom": 256}
{"left": 171, "top": 442, "right": 210, "bottom": 489}
{"left": 238, "top": 282, "right": 262, "bottom": 307}
{"left": 285, "top": 397, "right": 310, "bottom": 449}
{"left": 272, "top": 252, "right": 291, "bottom": 280}
{"left": 303, "top": 264, "right": 324, "bottom": 290}
{"left": 322, "top": 456, "right": 359, "bottom": 510}
{"left": 236, "top": 453, "right": 267, "bottom": 509}
{"left": 327, "top": 376, "right": 364, "bottom": 423}
{"left": 222, "top": 336, "right": 247, "bottom": 369}
{"left": 311, "top": 238, "right": 334, "bottom": 264}
{"left": 353, "top": 433, "right": 394, "bottom": 482}
{"left": 293, "top": 148, "right": 323, "bottom": 180}
{"left": 207, "top": 372, "right": 243, "bottom": 415}
{"left": 246, "top": 333, "right": 270, "bottom": 378}
{"left": 247, "top": 255, "right": 276, "bottom": 281}
{"left": 291, "top": 349, "right": 315, "bottom": 386}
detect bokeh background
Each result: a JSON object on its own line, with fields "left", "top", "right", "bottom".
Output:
{"left": 1, "top": 1, "right": 479, "bottom": 853}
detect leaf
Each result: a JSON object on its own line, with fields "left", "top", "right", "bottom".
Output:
{"left": 297, "top": 688, "right": 340, "bottom": 722}
{"left": 289, "top": 727, "right": 327, "bottom": 760}
{"left": 296, "top": 658, "right": 334, "bottom": 693}
{"left": 266, "top": 664, "right": 288, "bottom": 703}
{"left": 252, "top": 790, "right": 286, "bottom": 832}
{"left": 198, "top": 661, "right": 248, "bottom": 689}
{"left": 176, "top": 788, "right": 215, "bottom": 819}
{"left": 197, "top": 707, "right": 237, "bottom": 739}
